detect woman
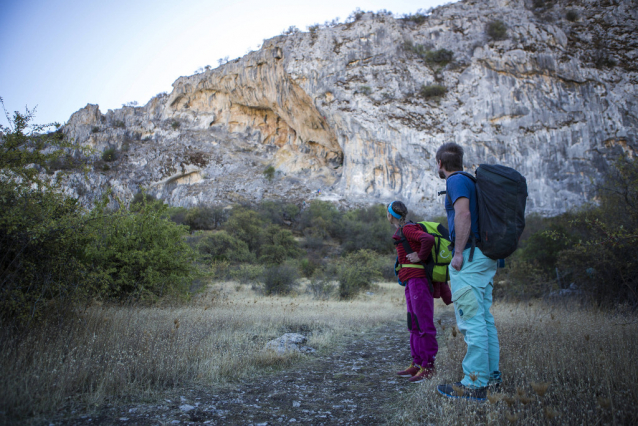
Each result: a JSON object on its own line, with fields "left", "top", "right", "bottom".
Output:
{"left": 387, "top": 201, "right": 438, "bottom": 383}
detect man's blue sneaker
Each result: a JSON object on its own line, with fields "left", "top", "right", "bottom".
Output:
{"left": 437, "top": 382, "right": 487, "bottom": 402}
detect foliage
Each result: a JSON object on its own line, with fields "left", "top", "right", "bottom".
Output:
{"left": 229, "top": 263, "right": 265, "bottom": 285}
{"left": 0, "top": 98, "right": 81, "bottom": 187}
{"left": 102, "top": 147, "right": 117, "bottom": 162}
{"left": 340, "top": 204, "right": 394, "bottom": 254}
{"left": 297, "top": 200, "right": 342, "bottom": 240}
{"left": 223, "top": 206, "right": 265, "bottom": 252}
{"left": 83, "top": 196, "right": 196, "bottom": 302}
{"left": 337, "top": 249, "right": 383, "bottom": 299}
{"left": 358, "top": 86, "right": 372, "bottom": 96}
{"left": 259, "top": 225, "right": 299, "bottom": 265}
{"left": 499, "top": 157, "right": 638, "bottom": 306}
{"left": 553, "top": 158, "right": 638, "bottom": 306}
{"left": 308, "top": 272, "right": 336, "bottom": 299}
{"left": 420, "top": 84, "right": 447, "bottom": 99}
{"left": 195, "top": 231, "right": 253, "bottom": 264}
{"left": 565, "top": 10, "right": 579, "bottom": 22}
{"left": 299, "top": 257, "right": 320, "bottom": 278}
{"left": 91, "top": 126, "right": 100, "bottom": 133}
{"left": 347, "top": 8, "right": 365, "bottom": 22}
{"left": 592, "top": 50, "right": 617, "bottom": 69}
{"left": 171, "top": 121, "right": 180, "bottom": 130}
{"left": 263, "top": 262, "right": 299, "bottom": 295}
{"left": 403, "top": 42, "right": 453, "bottom": 67}
{"left": 0, "top": 182, "right": 90, "bottom": 323}
{"left": 184, "top": 205, "right": 228, "bottom": 231}
{"left": 257, "top": 200, "right": 299, "bottom": 226}
{"left": 0, "top": 100, "right": 92, "bottom": 322}
{"left": 486, "top": 20, "right": 508, "bottom": 41}
{"left": 113, "top": 120, "right": 126, "bottom": 129}
{"left": 263, "top": 165, "right": 275, "bottom": 181}
{"left": 402, "top": 13, "right": 427, "bottom": 25}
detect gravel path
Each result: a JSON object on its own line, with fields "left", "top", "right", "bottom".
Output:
{"left": 50, "top": 313, "right": 456, "bottom": 426}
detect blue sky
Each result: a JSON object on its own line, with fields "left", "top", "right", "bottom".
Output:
{"left": 0, "top": 0, "right": 455, "bottom": 126}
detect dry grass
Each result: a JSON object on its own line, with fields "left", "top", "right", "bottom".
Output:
{"left": 391, "top": 301, "right": 638, "bottom": 425}
{"left": 0, "top": 281, "right": 405, "bottom": 423}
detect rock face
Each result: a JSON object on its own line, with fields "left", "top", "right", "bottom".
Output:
{"left": 61, "top": 0, "right": 637, "bottom": 216}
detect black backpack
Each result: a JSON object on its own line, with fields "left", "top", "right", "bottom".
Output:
{"left": 445, "top": 164, "right": 527, "bottom": 261}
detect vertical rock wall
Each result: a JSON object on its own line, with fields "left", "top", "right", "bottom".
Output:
{"left": 61, "top": 0, "right": 637, "bottom": 216}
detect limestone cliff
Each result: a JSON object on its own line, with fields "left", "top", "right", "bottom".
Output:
{"left": 61, "top": 0, "right": 637, "bottom": 216}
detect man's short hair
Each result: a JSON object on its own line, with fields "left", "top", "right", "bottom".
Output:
{"left": 436, "top": 142, "right": 464, "bottom": 171}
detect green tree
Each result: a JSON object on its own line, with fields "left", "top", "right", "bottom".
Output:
{"left": 0, "top": 99, "right": 90, "bottom": 322}
{"left": 260, "top": 225, "right": 299, "bottom": 264}
{"left": 223, "top": 206, "right": 264, "bottom": 252}
{"left": 337, "top": 249, "right": 383, "bottom": 299}
{"left": 84, "top": 196, "right": 195, "bottom": 301}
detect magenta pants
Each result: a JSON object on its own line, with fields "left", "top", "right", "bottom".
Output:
{"left": 405, "top": 276, "right": 438, "bottom": 368}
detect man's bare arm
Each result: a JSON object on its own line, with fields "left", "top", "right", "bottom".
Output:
{"left": 452, "top": 197, "right": 471, "bottom": 271}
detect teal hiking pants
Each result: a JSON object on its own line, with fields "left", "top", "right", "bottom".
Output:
{"left": 449, "top": 247, "right": 500, "bottom": 388}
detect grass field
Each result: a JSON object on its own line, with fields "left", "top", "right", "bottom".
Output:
{"left": 2, "top": 281, "right": 637, "bottom": 425}
{"left": 0, "top": 281, "right": 406, "bottom": 423}
{"left": 392, "top": 300, "right": 638, "bottom": 425}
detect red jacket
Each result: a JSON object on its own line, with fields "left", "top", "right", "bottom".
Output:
{"left": 393, "top": 224, "right": 452, "bottom": 305}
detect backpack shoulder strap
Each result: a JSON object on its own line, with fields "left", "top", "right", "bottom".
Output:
{"left": 445, "top": 171, "right": 478, "bottom": 263}
{"left": 395, "top": 224, "right": 434, "bottom": 292}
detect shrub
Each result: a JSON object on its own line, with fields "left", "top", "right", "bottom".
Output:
{"left": 423, "top": 49, "right": 453, "bottom": 66}
{"left": 113, "top": 120, "right": 125, "bottom": 128}
{"left": 486, "top": 20, "right": 508, "bottom": 41}
{"left": 91, "top": 126, "right": 100, "bottom": 133}
{"left": 257, "top": 201, "right": 299, "bottom": 225}
{"left": 130, "top": 192, "right": 157, "bottom": 208}
{"left": 229, "top": 263, "right": 265, "bottom": 285}
{"left": 223, "top": 206, "right": 264, "bottom": 252}
{"left": 402, "top": 13, "right": 427, "bottom": 25}
{"left": 299, "top": 257, "right": 320, "bottom": 278}
{"left": 263, "top": 263, "right": 299, "bottom": 295}
{"left": 307, "top": 24, "right": 320, "bottom": 34}
{"left": 0, "top": 183, "right": 90, "bottom": 323}
{"left": 495, "top": 259, "right": 556, "bottom": 300}
{"left": 0, "top": 102, "right": 90, "bottom": 323}
{"left": 297, "top": 200, "right": 342, "bottom": 240}
{"left": 259, "top": 225, "right": 299, "bottom": 265}
{"left": 171, "top": 121, "right": 180, "bottom": 130}
{"left": 403, "top": 42, "right": 453, "bottom": 67}
{"left": 592, "top": 50, "right": 617, "bottom": 69}
{"left": 420, "top": 84, "right": 447, "bottom": 99}
{"left": 84, "top": 198, "right": 196, "bottom": 302}
{"left": 263, "top": 165, "right": 275, "bottom": 181}
{"left": 185, "top": 206, "right": 228, "bottom": 231}
{"left": 196, "top": 231, "right": 253, "bottom": 263}
{"left": 308, "top": 276, "right": 336, "bottom": 299}
{"left": 565, "top": 10, "right": 579, "bottom": 22}
{"left": 359, "top": 86, "right": 372, "bottom": 96}
{"left": 347, "top": 8, "right": 365, "bottom": 22}
{"left": 102, "top": 147, "right": 117, "bottom": 162}
{"left": 553, "top": 158, "right": 638, "bottom": 306}
{"left": 379, "top": 255, "right": 398, "bottom": 282}
{"left": 337, "top": 249, "right": 383, "bottom": 299}
{"left": 340, "top": 204, "right": 394, "bottom": 254}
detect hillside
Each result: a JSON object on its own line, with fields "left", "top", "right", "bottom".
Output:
{"left": 61, "top": 0, "right": 637, "bottom": 216}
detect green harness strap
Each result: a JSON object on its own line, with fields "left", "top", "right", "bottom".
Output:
{"left": 395, "top": 264, "right": 425, "bottom": 271}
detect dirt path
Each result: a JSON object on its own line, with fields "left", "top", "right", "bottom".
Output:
{"left": 51, "top": 313, "right": 456, "bottom": 426}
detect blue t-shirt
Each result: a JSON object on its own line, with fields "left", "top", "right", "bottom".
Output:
{"left": 445, "top": 173, "right": 480, "bottom": 250}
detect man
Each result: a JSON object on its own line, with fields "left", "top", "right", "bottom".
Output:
{"left": 435, "top": 142, "right": 501, "bottom": 401}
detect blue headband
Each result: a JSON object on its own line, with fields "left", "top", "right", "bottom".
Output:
{"left": 388, "top": 202, "right": 402, "bottom": 219}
